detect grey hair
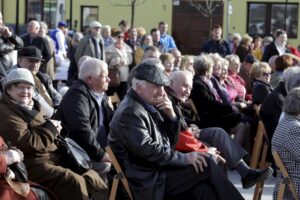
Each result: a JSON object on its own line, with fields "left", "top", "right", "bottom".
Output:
{"left": 283, "top": 66, "right": 300, "bottom": 92}
{"left": 78, "top": 58, "right": 107, "bottom": 80}
{"left": 29, "top": 20, "right": 40, "bottom": 28}
{"left": 169, "top": 70, "right": 193, "bottom": 83}
{"left": 225, "top": 54, "right": 240, "bottom": 65}
{"left": 193, "top": 54, "right": 214, "bottom": 76}
{"left": 132, "top": 77, "right": 147, "bottom": 90}
{"left": 73, "top": 32, "right": 83, "bottom": 43}
{"left": 283, "top": 87, "right": 300, "bottom": 115}
{"left": 39, "top": 21, "right": 48, "bottom": 33}
{"left": 102, "top": 25, "right": 111, "bottom": 32}
{"left": 78, "top": 55, "right": 91, "bottom": 70}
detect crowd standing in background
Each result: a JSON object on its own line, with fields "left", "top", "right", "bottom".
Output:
{"left": 0, "top": 15, "right": 299, "bottom": 199}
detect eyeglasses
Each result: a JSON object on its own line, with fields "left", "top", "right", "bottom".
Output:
{"left": 262, "top": 72, "right": 271, "bottom": 77}
{"left": 117, "top": 35, "right": 124, "bottom": 39}
{"left": 12, "top": 84, "right": 34, "bottom": 92}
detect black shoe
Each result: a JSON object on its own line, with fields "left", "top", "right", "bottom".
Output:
{"left": 241, "top": 167, "right": 274, "bottom": 189}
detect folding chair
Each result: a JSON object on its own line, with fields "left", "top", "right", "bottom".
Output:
{"left": 105, "top": 146, "right": 133, "bottom": 200}
{"left": 250, "top": 120, "right": 271, "bottom": 200}
{"left": 272, "top": 151, "right": 298, "bottom": 200}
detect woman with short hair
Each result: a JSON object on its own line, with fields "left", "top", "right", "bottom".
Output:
{"left": 190, "top": 54, "right": 250, "bottom": 149}
{"left": 250, "top": 62, "right": 273, "bottom": 105}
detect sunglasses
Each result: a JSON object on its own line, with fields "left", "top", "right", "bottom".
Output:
{"left": 263, "top": 72, "right": 271, "bottom": 77}
{"left": 117, "top": 35, "right": 124, "bottom": 39}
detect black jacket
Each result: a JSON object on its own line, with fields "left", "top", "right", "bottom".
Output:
{"left": 190, "top": 76, "right": 241, "bottom": 131}
{"left": 56, "top": 80, "right": 113, "bottom": 161}
{"left": 21, "top": 34, "right": 52, "bottom": 73}
{"left": 108, "top": 89, "right": 185, "bottom": 200}
{"left": 201, "top": 39, "right": 230, "bottom": 57}
{"left": 0, "top": 34, "right": 23, "bottom": 70}
{"left": 252, "top": 79, "right": 273, "bottom": 105}
{"left": 262, "top": 42, "right": 290, "bottom": 62}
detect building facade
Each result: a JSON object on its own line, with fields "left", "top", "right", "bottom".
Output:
{"left": 1, "top": 0, "right": 299, "bottom": 53}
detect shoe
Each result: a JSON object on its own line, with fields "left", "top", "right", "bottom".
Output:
{"left": 241, "top": 167, "right": 274, "bottom": 189}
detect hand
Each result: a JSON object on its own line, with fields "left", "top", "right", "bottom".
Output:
{"left": 156, "top": 94, "right": 176, "bottom": 120}
{"left": 207, "top": 147, "right": 226, "bottom": 164}
{"left": 3, "top": 150, "right": 21, "bottom": 165}
{"left": 51, "top": 119, "right": 62, "bottom": 133}
{"left": 186, "top": 152, "right": 209, "bottom": 173}
{"left": 100, "top": 153, "right": 111, "bottom": 163}
{"left": 120, "top": 59, "right": 125, "bottom": 66}
{"left": 188, "top": 124, "right": 201, "bottom": 138}
{"left": 0, "top": 26, "right": 12, "bottom": 37}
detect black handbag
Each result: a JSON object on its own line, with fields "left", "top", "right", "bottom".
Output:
{"left": 8, "top": 162, "right": 28, "bottom": 183}
{"left": 56, "top": 135, "right": 91, "bottom": 174}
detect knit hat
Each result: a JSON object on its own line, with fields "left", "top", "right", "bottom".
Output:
{"left": 3, "top": 68, "right": 35, "bottom": 91}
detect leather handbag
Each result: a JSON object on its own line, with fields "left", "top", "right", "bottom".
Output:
{"left": 108, "top": 67, "right": 121, "bottom": 87}
{"left": 56, "top": 135, "right": 91, "bottom": 174}
{"left": 9, "top": 162, "right": 28, "bottom": 183}
{"left": 175, "top": 130, "right": 208, "bottom": 153}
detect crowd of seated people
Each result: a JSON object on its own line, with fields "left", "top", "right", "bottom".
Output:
{"left": 0, "top": 15, "right": 300, "bottom": 199}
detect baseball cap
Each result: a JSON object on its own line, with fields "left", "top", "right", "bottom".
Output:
{"left": 89, "top": 21, "right": 102, "bottom": 28}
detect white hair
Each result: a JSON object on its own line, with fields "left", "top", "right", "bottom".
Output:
{"left": 102, "top": 25, "right": 111, "bottom": 32}
{"left": 78, "top": 58, "right": 107, "bottom": 80}
{"left": 169, "top": 70, "right": 193, "bottom": 83}
{"left": 132, "top": 77, "right": 147, "bottom": 90}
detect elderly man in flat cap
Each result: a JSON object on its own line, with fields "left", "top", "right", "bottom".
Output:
{"left": 108, "top": 62, "right": 244, "bottom": 200}
{"left": 75, "top": 21, "right": 105, "bottom": 64}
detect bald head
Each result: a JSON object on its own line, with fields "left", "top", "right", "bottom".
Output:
{"left": 27, "top": 20, "right": 40, "bottom": 36}
{"left": 170, "top": 71, "right": 193, "bottom": 102}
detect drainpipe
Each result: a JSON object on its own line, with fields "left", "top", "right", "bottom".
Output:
{"left": 16, "top": 0, "right": 19, "bottom": 34}
{"left": 70, "top": 0, "right": 73, "bottom": 30}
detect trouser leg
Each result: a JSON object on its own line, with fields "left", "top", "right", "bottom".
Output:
{"left": 165, "top": 158, "right": 244, "bottom": 200}
{"left": 199, "top": 127, "right": 248, "bottom": 169}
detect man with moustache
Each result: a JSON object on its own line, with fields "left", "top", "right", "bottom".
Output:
{"left": 56, "top": 58, "right": 112, "bottom": 183}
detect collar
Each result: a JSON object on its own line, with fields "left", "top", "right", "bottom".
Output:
{"left": 128, "top": 89, "right": 158, "bottom": 113}
{"left": 91, "top": 91, "right": 104, "bottom": 105}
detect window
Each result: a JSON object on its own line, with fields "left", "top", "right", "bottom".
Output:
{"left": 26, "top": 0, "right": 65, "bottom": 29}
{"left": 247, "top": 2, "right": 298, "bottom": 38}
{"left": 81, "top": 6, "right": 99, "bottom": 32}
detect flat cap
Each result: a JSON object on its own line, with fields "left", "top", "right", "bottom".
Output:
{"left": 89, "top": 21, "right": 102, "bottom": 28}
{"left": 135, "top": 63, "right": 169, "bottom": 86}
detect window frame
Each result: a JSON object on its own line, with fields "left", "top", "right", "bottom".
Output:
{"left": 80, "top": 5, "right": 99, "bottom": 32}
{"left": 247, "top": 2, "right": 299, "bottom": 38}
